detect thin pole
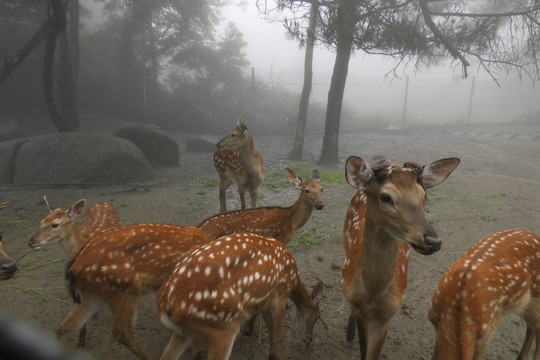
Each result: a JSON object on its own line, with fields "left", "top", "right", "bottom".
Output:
{"left": 467, "top": 76, "right": 475, "bottom": 124}
{"left": 401, "top": 76, "right": 409, "bottom": 127}
{"left": 251, "top": 67, "right": 255, "bottom": 120}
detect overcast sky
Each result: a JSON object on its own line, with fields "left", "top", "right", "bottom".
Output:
{"left": 222, "top": 3, "right": 540, "bottom": 126}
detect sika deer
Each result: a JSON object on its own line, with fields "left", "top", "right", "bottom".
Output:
{"left": 158, "top": 232, "right": 324, "bottom": 360}
{"left": 28, "top": 197, "right": 123, "bottom": 347}
{"left": 197, "top": 168, "right": 323, "bottom": 245}
{"left": 28, "top": 197, "right": 122, "bottom": 258}
{"left": 214, "top": 117, "right": 265, "bottom": 212}
{"left": 429, "top": 229, "right": 540, "bottom": 360}
{"left": 0, "top": 233, "right": 18, "bottom": 280}
{"left": 342, "top": 156, "right": 460, "bottom": 360}
{"left": 60, "top": 224, "right": 211, "bottom": 360}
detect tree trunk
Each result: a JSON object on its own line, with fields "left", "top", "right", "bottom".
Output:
{"left": 43, "top": 0, "right": 76, "bottom": 132}
{"left": 119, "top": 3, "right": 137, "bottom": 102}
{"left": 0, "top": 3, "right": 61, "bottom": 84}
{"left": 56, "top": 0, "right": 80, "bottom": 131}
{"left": 318, "top": 0, "right": 355, "bottom": 166}
{"left": 288, "top": 4, "right": 317, "bottom": 160}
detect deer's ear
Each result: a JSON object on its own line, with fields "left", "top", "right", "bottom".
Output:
{"left": 345, "top": 156, "right": 371, "bottom": 189}
{"left": 68, "top": 199, "right": 86, "bottom": 219}
{"left": 285, "top": 168, "right": 302, "bottom": 189}
{"left": 422, "top": 158, "right": 460, "bottom": 189}
{"left": 311, "top": 281, "right": 324, "bottom": 304}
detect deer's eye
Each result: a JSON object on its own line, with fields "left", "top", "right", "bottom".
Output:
{"left": 380, "top": 193, "right": 392, "bottom": 203}
{"left": 51, "top": 223, "right": 59, "bottom": 229}
{"left": 305, "top": 189, "right": 310, "bottom": 194}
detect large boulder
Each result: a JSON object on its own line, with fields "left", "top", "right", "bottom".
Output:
{"left": 0, "top": 138, "right": 30, "bottom": 184}
{"left": 185, "top": 134, "right": 219, "bottom": 153}
{"left": 12, "top": 133, "right": 154, "bottom": 184}
{"left": 113, "top": 123, "right": 179, "bottom": 167}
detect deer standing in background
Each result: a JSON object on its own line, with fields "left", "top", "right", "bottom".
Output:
{"left": 342, "top": 156, "right": 460, "bottom": 360}
{"left": 429, "top": 229, "right": 540, "bottom": 360}
{"left": 0, "top": 233, "right": 17, "bottom": 280}
{"left": 28, "top": 197, "right": 122, "bottom": 258}
{"left": 197, "top": 168, "right": 323, "bottom": 244}
{"left": 28, "top": 197, "right": 123, "bottom": 347}
{"left": 60, "top": 224, "right": 211, "bottom": 360}
{"left": 214, "top": 117, "right": 265, "bottom": 213}
{"left": 157, "top": 232, "right": 324, "bottom": 360}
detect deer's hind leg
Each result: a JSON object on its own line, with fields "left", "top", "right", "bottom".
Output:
{"left": 57, "top": 293, "right": 102, "bottom": 344}
{"left": 108, "top": 293, "right": 153, "bottom": 360}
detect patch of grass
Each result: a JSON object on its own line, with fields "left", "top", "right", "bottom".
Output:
{"left": 485, "top": 192, "right": 506, "bottom": 198}
{"left": 188, "top": 198, "right": 209, "bottom": 206}
{"left": 188, "top": 178, "right": 220, "bottom": 188}
{"left": 18, "top": 256, "right": 66, "bottom": 272}
{"left": 0, "top": 219, "right": 25, "bottom": 226}
{"left": 455, "top": 190, "right": 506, "bottom": 203}
{"left": 319, "top": 170, "right": 347, "bottom": 185}
{"left": 476, "top": 213, "right": 495, "bottom": 222}
{"left": 287, "top": 227, "right": 329, "bottom": 252}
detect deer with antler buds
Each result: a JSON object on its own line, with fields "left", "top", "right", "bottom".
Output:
{"left": 214, "top": 117, "right": 265, "bottom": 213}
{"left": 28, "top": 197, "right": 123, "bottom": 347}
{"left": 29, "top": 197, "right": 123, "bottom": 258}
{"left": 342, "top": 156, "right": 460, "bottom": 360}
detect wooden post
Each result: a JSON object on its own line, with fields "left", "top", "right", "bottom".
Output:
{"left": 401, "top": 76, "right": 409, "bottom": 127}
{"left": 251, "top": 67, "right": 255, "bottom": 120}
{"left": 467, "top": 76, "right": 475, "bottom": 124}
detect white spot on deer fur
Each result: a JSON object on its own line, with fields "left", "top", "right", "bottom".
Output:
{"left": 205, "top": 266, "right": 212, "bottom": 276}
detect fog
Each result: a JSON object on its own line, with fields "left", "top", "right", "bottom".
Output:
{"left": 223, "top": 3, "right": 540, "bottom": 126}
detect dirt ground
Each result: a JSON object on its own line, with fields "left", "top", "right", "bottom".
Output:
{"left": 0, "top": 120, "right": 539, "bottom": 360}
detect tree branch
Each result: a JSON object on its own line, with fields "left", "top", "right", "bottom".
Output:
{"left": 418, "top": 0, "right": 470, "bottom": 77}
{"left": 0, "top": 0, "right": 66, "bottom": 85}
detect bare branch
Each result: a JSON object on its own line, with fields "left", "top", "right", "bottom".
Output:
{"left": 418, "top": 0, "right": 470, "bottom": 77}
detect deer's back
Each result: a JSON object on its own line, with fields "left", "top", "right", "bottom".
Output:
{"left": 431, "top": 229, "right": 540, "bottom": 338}
{"left": 68, "top": 224, "right": 211, "bottom": 293}
{"left": 158, "top": 233, "right": 298, "bottom": 326}
{"left": 198, "top": 207, "right": 293, "bottom": 243}
{"left": 79, "top": 203, "right": 123, "bottom": 240}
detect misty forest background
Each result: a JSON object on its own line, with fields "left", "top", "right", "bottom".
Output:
{"left": 1, "top": 0, "right": 540, "bottom": 165}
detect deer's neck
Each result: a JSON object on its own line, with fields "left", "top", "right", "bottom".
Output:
{"left": 289, "top": 277, "right": 314, "bottom": 311}
{"left": 60, "top": 223, "right": 87, "bottom": 259}
{"left": 359, "top": 215, "right": 399, "bottom": 296}
{"left": 289, "top": 195, "right": 314, "bottom": 231}
{"left": 237, "top": 135, "right": 261, "bottom": 177}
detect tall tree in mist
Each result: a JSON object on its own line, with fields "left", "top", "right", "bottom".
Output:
{"left": 257, "top": 0, "right": 320, "bottom": 160}
{"left": 289, "top": 3, "right": 319, "bottom": 160}
{"left": 0, "top": 0, "right": 80, "bottom": 132}
{"left": 97, "top": 0, "right": 220, "bottom": 115}
{"left": 265, "top": 0, "right": 540, "bottom": 166}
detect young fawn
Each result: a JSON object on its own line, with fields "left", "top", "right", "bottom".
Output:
{"left": 61, "top": 224, "right": 212, "bottom": 360}
{"left": 342, "top": 156, "right": 460, "bottom": 360}
{"left": 29, "top": 197, "right": 122, "bottom": 258}
{"left": 28, "top": 197, "right": 123, "bottom": 347}
{"left": 197, "top": 168, "right": 323, "bottom": 245}
{"left": 429, "top": 229, "right": 540, "bottom": 360}
{"left": 0, "top": 233, "right": 18, "bottom": 280}
{"left": 158, "top": 232, "right": 324, "bottom": 360}
{"left": 214, "top": 117, "right": 265, "bottom": 212}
